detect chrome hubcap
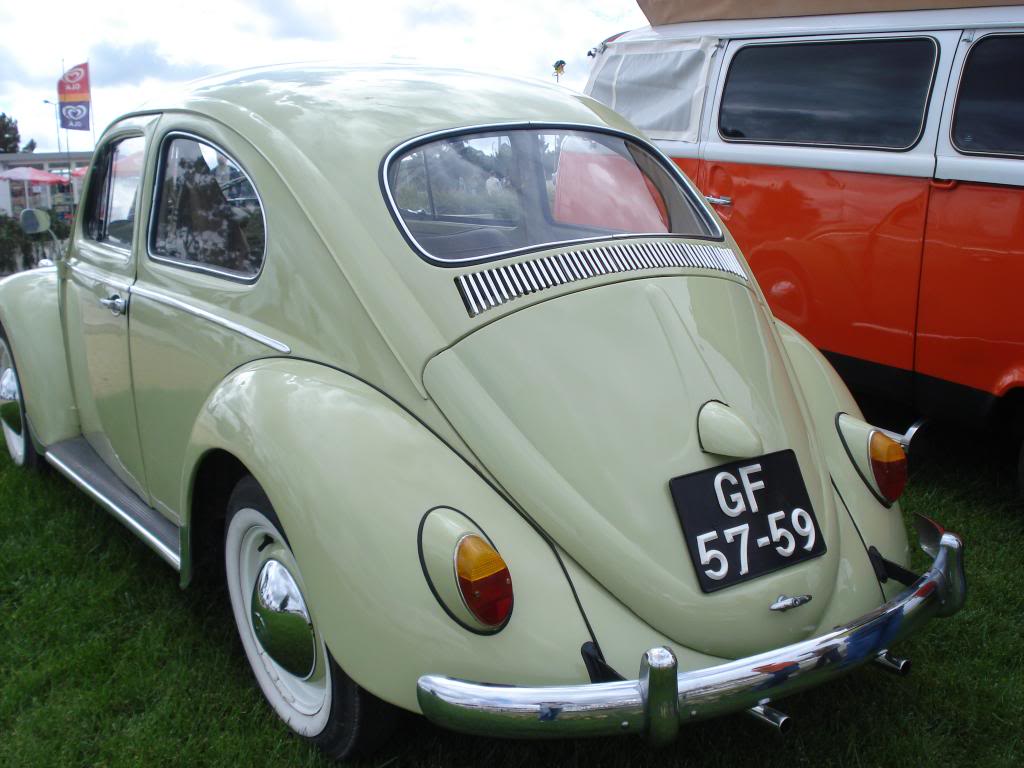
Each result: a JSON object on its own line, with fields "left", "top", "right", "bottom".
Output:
{"left": 250, "top": 558, "right": 317, "bottom": 680}
{"left": 0, "top": 339, "right": 26, "bottom": 465}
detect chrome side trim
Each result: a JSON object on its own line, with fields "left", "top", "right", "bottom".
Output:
{"left": 455, "top": 240, "right": 746, "bottom": 317}
{"left": 130, "top": 285, "right": 291, "bottom": 354}
{"left": 45, "top": 449, "right": 181, "bottom": 570}
{"left": 416, "top": 514, "right": 965, "bottom": 743}
{"left": 67, "top": 260, "right": 133, "bottom": 293}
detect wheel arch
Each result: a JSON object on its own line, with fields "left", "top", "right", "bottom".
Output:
{"left": 0, "top": 267, "right": 78, "bottom": 447}
{"left": 178, "top": 357, "right": 594, "bottom": 711}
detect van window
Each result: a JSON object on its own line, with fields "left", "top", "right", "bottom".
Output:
{"left": 952, "top": 35, "right": 1024, "bottom": 157}
{"left": 719, "top": 38, "right": 936, "bottom": 150}
{"left": 150, "top": 136, "right": 266, "bottom": 280}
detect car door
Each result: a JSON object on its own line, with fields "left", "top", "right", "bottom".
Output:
{"left": 698, "top": 30, "right": 960, "bottom": 401}
{"left": 63, "top": 117, "right": 155, "bottom": 499}
{"left": 915, "top": 30, "right": 1024, "bottom": 421}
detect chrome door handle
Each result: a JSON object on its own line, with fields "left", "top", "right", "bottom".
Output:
{"left": 99, "top": 294, "right": 128, "bottom": 316}
{"left": 705, "top": 195, "right": 732, "bottom": 207}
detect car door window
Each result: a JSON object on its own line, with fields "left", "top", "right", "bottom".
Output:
{"left": 150, "top": 135, "right": 266, "bottom": 280}
{"left": 952, "top": 35, "right": 1024, "bottom": 157}
{"left": 718, "top": 38, "right": 937, "bottom": 150}
{"left": 84, "top": 136, "right": 145, "bottom": 249}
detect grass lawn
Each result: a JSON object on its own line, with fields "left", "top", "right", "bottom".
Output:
{"left": 1, "top": 423, "right": 1021, "bottom": 768}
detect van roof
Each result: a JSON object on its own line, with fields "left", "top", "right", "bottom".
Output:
{"left": 619, "top": 4, "right": 1024, "bottom": 42}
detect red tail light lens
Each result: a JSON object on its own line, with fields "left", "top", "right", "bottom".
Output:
{"left": 870, "top": 431, "right": 908, "bottom": 503}
{"left": 455, "top": 535, "right": 513, "bottom": 628}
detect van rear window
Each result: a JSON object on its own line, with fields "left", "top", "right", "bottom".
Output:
{"left": 953, "top": 35, "right": 1024, "bottom": 157}
{"left": 719, "top": 38, "right": 936, "bottom": 150}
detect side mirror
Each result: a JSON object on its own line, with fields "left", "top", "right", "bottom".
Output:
{"left": 19, "top": 208, "right": 51, "bottom": 235}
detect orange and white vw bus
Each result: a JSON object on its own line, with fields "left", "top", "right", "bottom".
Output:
{"left": 586, "top": 2, "right": 1024, "bottom": 480}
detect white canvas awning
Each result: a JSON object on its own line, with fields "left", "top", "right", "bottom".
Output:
{"left": 584, "top": 36, "right": 717, "bottom": 143}
{"left": 636, "top": 0, "right": 1023, "bottom": 26}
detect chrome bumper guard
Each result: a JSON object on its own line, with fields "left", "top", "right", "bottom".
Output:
{"left": 416, "top": 515, "right": 965, "bottom": 745}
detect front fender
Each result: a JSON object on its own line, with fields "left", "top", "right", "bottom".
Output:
{"left": 776, "top": 320, "right": 910, "bottom": 586}
{"left": 184, "top": 359, "right": 593, "bottom": 712}
{"left": 0, "top": 267, "right": 78, "bottom": 447}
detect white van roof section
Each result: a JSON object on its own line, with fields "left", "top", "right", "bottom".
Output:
{"left": 637, "top": 1, "right": 1023, "bottom": 26}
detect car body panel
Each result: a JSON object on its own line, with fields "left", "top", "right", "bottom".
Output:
{"left": 423, "top": 273, "right": 867, "bottom": 659}
{"left": 183, "top": 358, "right": 594, "bottom": 710}
{"left": 0, "top": 267, "right": 78, "bottom": 446}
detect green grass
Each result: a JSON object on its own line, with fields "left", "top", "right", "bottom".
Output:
{"left": 1, "top": 424, "right": 1021, "bottom": 768}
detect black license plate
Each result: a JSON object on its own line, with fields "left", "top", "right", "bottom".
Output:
{"left": 669, "top": 450, "right": 826, "bottom": 593}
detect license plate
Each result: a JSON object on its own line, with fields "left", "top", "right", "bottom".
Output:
{"left": 669, "top": 450, "right": 826, "bottom": 593}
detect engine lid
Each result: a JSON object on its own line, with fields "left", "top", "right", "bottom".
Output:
{"left": 423, "top": 274, "right": 841, "bottom": 658}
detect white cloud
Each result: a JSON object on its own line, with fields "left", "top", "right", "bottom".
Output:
{"left": 0, "top": 0, "right": 648, "bottom": 153}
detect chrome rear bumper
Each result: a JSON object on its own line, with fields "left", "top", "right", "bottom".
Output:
{"left": 416, "top": 515, "right": 965, "bottom": 744}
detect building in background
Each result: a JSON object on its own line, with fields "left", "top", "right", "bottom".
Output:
{"left": 0, "top": 150, "right": 93, "bottom": 222}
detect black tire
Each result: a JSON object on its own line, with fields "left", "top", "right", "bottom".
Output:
{"left": 0, "top": 325, "right": 40, "bottom": 470}
{"left": 224, "top": 475, "right": 397, "bottom": 760}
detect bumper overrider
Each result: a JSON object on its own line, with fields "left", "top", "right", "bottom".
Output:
{"left": 417, "top": 515, "right": 965, "bottom": 745}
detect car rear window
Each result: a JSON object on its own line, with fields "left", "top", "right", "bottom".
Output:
{"left": 719, "top": 38, "right": 937, "bottom": 150}
{"left": 952, "top": 35, "right": 1024, "bottom": 157}
{"left": 385, "top": 127, "right": 716, "bottom": 264}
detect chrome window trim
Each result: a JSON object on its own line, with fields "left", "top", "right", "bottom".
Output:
{"left": 717, "top": 35, "right": 941, "bottom": 153}
{"left": 379, "top": 122, "right": 724, "bottom": 268}
{"left": 949, "top": 32, "right": 1024, "bottom": 160}
{"left": 45, "top": 449, "right": 181, "bottom": 570}
{"left": 83, "top": 131, "right": 147, "bottom": 250}
{"left": 146, "top": 130, "right": 268, "bottom": 284}
{"left": 130, "top": 285, "right": 291, "bottom": 354}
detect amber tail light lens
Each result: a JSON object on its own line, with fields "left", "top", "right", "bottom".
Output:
{"left": 870, "top": 431, "right": 908, "bottom": 503}
{"left": 455, "top": 534, "right": 513, "bottom": 628}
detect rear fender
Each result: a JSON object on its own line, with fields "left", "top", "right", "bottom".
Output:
{"left": 0, "top": 267, "right": 78, "bottom": 447}
{"left": 183, "top": 358, "right": 593, "bottom": 711}
{"left": 776, "top": 321, "right": 910, "bottom": 589}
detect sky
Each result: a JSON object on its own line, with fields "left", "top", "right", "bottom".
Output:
{"left": 0, "top": 0, "right": 649, "bottom": 154}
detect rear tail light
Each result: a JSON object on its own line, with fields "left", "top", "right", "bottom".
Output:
{"left": 869, "top": 430, "right": 908, "bottom": 503}
{"left": 455, "top": 534, "right": 513, "bottom": 628}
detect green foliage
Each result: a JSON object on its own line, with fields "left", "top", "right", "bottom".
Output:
{"left": 0, "top": 113, "right": 20, "bottom": 153}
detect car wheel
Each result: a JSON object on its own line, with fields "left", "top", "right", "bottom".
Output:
{"left": 224, "top": 475, "right": 396, "bottom": 760}
{"left": 0, "top": 328, "right": 39, "bottom": 469}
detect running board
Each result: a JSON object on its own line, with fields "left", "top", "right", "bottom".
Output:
{"left": 46, "top": 438, "right": 182, "bottom": 570}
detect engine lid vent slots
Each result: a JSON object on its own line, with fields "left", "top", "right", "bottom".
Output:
{"left": 455, "top": 241, "right": 746, "bottom": 318}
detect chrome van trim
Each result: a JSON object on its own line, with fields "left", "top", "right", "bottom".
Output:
{"left": 131, "top": 285, "right": 291, "bottom": 354}
{"left": 416, "top": 514, "right": 965, "bottom": 743}
{"left": 45, "top": 449, "right": 182, "bottom": 570}
{"left": 455, "top": 240, "right": 746, "bottom": 318}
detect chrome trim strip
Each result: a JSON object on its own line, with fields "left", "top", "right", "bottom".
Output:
{"left": 380, "top": 121, "right": 724, "bottom": 267}
{"left": 455, "top": 240, "right": 746, "bottom": 318}
{"left": 417, "top": 515, "right": 965, "bottom": 743}
{"left": 130, "top": 285, "right": 291, "bottom": 354}
{"left": 45, "top": 450, "right": 181, "bottom": 570}
{"left": 67, "top": 261, "right": 133, "bottom": 293}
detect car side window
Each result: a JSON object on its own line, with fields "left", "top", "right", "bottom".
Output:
{"left": 84, "top": 136, "right": 145, "bottom": 249}
{"left": 150, "top": 136, "right": 266, "bottom": 280}
{"left": 719, "top": 38, "right": 937, "bottom": 150}
{"left": 952, "top": 35, "right": 1024, "bottom": 157}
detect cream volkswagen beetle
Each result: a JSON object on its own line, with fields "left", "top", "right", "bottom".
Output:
{"left": 0, "top": 66, "right": 965, "bottom": 759}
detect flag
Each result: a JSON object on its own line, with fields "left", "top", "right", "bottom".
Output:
{"left": 57, "top": 62, "right": 91, "bottom": 131}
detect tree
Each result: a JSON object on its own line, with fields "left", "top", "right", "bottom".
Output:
{"left": 0, "top": 113, "right": 20, "bottom": 153}
{"left": 22, "top": 138, "right": 36, "bottom": 153}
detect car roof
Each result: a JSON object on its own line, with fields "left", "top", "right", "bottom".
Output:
{"left": 615, "top": 5, "right": 1024, "bottom": 43}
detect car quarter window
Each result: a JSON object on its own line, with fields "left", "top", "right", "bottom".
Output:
{"left": 952, "top": 35, "right": 1024, "bottom": 157}
{"left": 387, "top": 128, "right": 715, "bottom": 263}
{"left": 83, "top": 135, "right": 145, "bottom": 249}
{"left": 718, "top": 38, "right": 937, "bottom": 150}
{"left": 150, "top": 135, "right": 266, "bottom": 280}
